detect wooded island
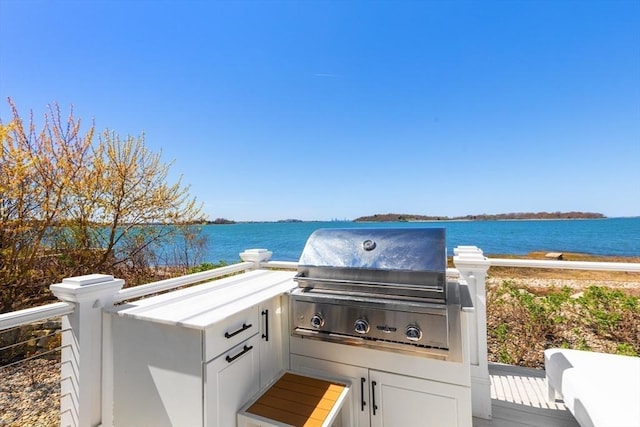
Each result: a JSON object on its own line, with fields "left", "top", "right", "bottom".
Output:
{"left": 355, "top": 212, "right": 606, "bottom": 222}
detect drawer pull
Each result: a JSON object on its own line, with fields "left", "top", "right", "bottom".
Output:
{"left": 224, "top": 323, "right": 252, "bottom": 339}
{"left": 225, "top": 345, "right": 253, "bottom": 363}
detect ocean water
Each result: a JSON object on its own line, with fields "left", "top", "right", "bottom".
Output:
{"left": 198, "top": 217, "right": 640, "bottom": 264}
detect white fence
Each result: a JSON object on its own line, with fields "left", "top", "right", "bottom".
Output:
{"left": 1, "top": 246, "right": 638, "bottom": 426}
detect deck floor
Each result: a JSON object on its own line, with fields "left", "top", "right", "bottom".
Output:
{"left": 473, "top": 363, "right": 579, "bottom": 427}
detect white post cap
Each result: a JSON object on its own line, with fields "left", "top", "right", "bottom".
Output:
{"left": 239, "top": 248, "right": 273, "bottom": 263}
{"left": 50, "top": 274, "right": 124, "bottom": 304}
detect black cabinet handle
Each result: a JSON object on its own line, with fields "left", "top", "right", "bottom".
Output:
{"left": 261, "top": 309, "right": 269, "bottom": 342}
{"left": 372, "top": 380, "right": 378, "bottom": 415}
{"left": 360, "top": 377, "right": 367, "bottom": 411}
{"left": 225, "top": 345, "right": 253, "bottom": 363}
{"left": 224, "top": 323, "right": 252, "bottom": 339}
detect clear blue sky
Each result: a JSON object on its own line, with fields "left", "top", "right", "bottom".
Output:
{"left": 1, "top": 1, "right": 639, "bottom": 221}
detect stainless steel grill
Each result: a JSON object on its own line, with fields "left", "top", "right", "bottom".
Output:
{"left": 290, "top": 228, "right": 471, "bottom": 361}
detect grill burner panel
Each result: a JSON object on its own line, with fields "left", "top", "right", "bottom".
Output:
{"left": 291, "top": 292, "right": 449, "bottom": 349}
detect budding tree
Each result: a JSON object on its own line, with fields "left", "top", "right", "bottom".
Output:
{"left": 0, "top": 99, "right": 206, "bottom": 312}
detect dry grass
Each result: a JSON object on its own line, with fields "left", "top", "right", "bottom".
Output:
{"left": 483, "top": 252, "right": 640, "bottom": 368}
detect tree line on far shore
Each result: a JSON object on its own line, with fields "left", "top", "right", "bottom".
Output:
{"left": 1, "top": 99, "right": 207, "bottom": 313}
{"left": 355, "top": 212, "right": 606, "bottom": 222}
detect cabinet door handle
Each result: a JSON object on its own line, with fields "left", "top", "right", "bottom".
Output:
{"left": 225, "top": 345, "right": 253, "bottom": 363}
{"left": 371, "top": 380, "right": 378, "bottom": 415}
{"left": 224, "top": 323, "right": 252, "bottom": 339}
{"left": 360, "top": 377, "right": 367, "bottom": 411}
{"left": 261, "top": 309, "right": 269, "bottom": 342}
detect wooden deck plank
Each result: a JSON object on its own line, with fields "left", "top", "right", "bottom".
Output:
{"left": 473, "top": 364, "right": 579, "bottom": 427}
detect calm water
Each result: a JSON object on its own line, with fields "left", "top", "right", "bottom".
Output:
{"left": 199, "top": 217, "right": 640, "bottom": 264}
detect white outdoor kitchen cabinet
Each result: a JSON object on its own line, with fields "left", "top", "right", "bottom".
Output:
{"left": 289, "top": 336, "right": 473, "bottom": 427}
{"left": 108, "top": 268, "right": 472, "bottom": 426}
{"left": 109, "top": 270, "right": 294, "bottom": 427}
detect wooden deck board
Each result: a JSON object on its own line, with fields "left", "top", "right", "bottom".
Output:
{"left": 473, "top": 364, "right": 579, "bottom": 427}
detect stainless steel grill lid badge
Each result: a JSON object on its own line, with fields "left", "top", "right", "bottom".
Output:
{"left": 362, "top": 239, "right": 376, "bottom": 251}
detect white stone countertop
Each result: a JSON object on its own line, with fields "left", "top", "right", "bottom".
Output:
{"left": 110, "top": 269, "right": 297, "bottom": 329}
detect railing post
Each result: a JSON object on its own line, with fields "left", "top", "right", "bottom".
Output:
{"left": 50, "top": 274, "right": 124, "bottom": 427}
{"left": 454, "top": 246, "right": 492, "bottom": 420}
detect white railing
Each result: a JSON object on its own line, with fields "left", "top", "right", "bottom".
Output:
{"left": 0, "top": 302, "right": 74, "bottom": 426}
{"left": 1, "top": 246, "right": 638, "bottom": 426}
{"left": 114, "top": 261, "right": 256, "bottom": 303}
{"left": 489, "top": 257, "right": 640, "bottom": 272}
{"left": 460, "top": 251, "right": 640, "bottom": 419}
{"left": 0, "top": 301, "right": 74, "bottom": 331}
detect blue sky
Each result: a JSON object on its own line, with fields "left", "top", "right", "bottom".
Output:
{"left": 1, "top": 1, "right": 639, "bottom": 221}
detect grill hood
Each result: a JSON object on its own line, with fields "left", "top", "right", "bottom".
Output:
{"left": 296, "top": 228, "right": 447, "bottom": 298}
{"left": 298, "top": 228, "right": 446, "bottom": 271}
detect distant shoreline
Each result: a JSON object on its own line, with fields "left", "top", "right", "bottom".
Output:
{"left": 133, "top": 217, "right": 636, "bottom": 226}
{"left": 353, "top": 211, "right": 606, "bottom": 223}
{"left": 401, "top": 217, "right": 607, "bottom": 223}
{"left": 206, "top": 217, "right": 633, "bottom": 225}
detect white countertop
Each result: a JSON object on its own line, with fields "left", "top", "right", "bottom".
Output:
{"left": 111, "top": 269, "right": 297, "bottom": 329}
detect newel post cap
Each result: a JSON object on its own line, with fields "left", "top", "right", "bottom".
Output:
{"left": 240, "top": 248, "right": 273, "bottom": 263}
{"left": 453, "top": 246, "right": 491, "bottom": 271}
{"left": 50, "top": 274, "right": 125, "bottom": 304}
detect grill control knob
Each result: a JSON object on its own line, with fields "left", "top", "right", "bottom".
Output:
{"left": 310, "top": 314, "right": 325, "bottom": 329}
{"left": 406, "top": 325, "right": 422, "bottom": 342}
{"left": 354, "top": 319, "right": 370, "bottom": 334}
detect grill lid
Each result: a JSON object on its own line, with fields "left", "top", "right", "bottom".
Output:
{"left": 296, "top": 228, "right": 447, "bottom": 296}
{"left": 298, "top": 228, "right": 445, "bottom": 271}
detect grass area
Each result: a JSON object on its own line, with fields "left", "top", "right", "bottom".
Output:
{"left": 478, "top": 251, "right": 640, "bottom": 368}
{"left": 487, "top": 281, "right": 639, "bottom": 368}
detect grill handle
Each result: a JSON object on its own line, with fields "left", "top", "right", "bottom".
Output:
{"left": 295, "top": 275, "right": 442, "bottom": 292}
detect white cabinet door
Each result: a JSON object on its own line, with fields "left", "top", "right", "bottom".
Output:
{"left": 205, "top": 334, "right": 260, "bottom": 427}
{"left": 291, "top": 354, "right": 370, "bottom": 427}
{"left": 258, "top": 296, "right": 284, "bottom": 388}
{"left": 369, "top": 370, "right": 471, "bottom": 427}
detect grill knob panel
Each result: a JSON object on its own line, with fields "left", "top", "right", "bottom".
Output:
{"left": 354, "top": 319, "right": 370, "bottom": 334}
{"left": 310, "top": 314, "right": 325, "bottom": 329}
{"left": 406, "top": 325, "right": 422, "bottom": 342}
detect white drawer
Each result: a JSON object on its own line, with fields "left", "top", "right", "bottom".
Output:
{"left": 205, "top": 305, "right": 259, "bottom": 361}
